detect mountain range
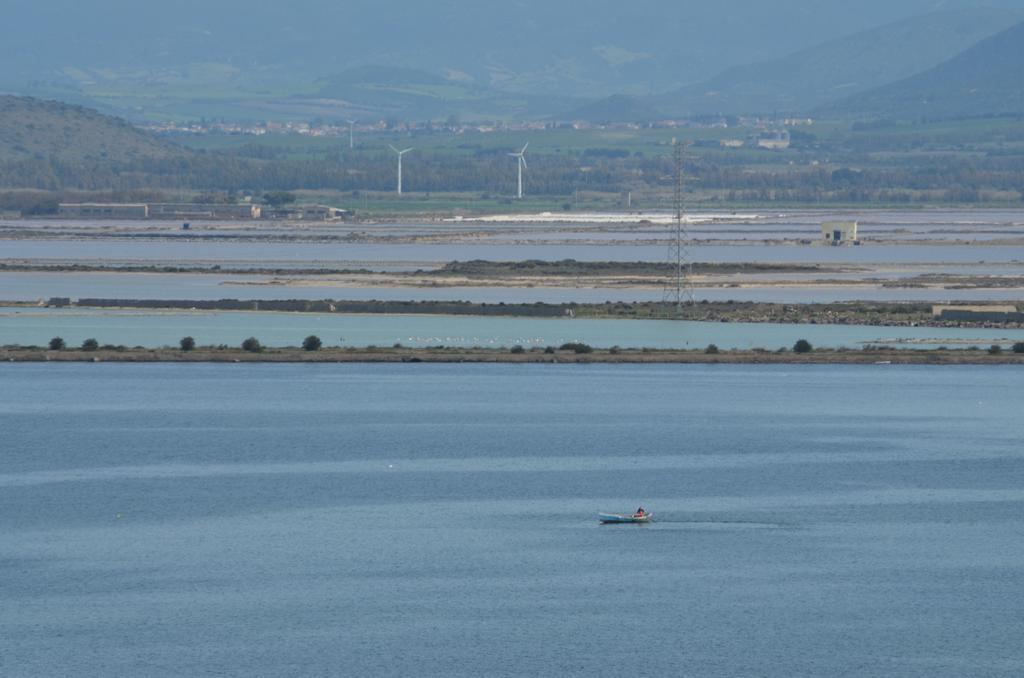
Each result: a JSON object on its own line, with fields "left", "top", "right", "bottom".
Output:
{"left": 829, "top": 19, "right": 1024, "bottom": 119}
{"left": 4, "top": 1, "right": 1024, "bottom": 122}
{"left": 657, "top": 8, "right": 1022, "bottom": 117}
{"left": 567, "top": 8, "right": 1024, "bottom": 121}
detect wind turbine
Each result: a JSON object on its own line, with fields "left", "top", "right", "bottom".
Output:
{"left": 509, "top": 142, "right": 528, "bottom": 199}
{"left": 389, "top": 145, "right": 413, "bottom": 195}
{"left": 346, "top": 120, "right": 356, "bottom": 149}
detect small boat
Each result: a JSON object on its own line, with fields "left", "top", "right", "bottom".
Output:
{"left": 599, "top": 512, "right": 652, "bottom": 524}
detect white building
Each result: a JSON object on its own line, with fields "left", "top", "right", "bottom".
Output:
{"left": 822, "top": 221, "right": 858, "bottom": 245}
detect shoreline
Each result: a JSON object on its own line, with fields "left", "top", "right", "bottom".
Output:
{"left": 4, "top": 346, "right": 1023, "bottom": 365}
{"left": 11, "top": 298, "right": 1024, "bottom": 329}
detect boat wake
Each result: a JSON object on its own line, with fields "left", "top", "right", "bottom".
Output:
{"left": 630, "top": 516, "right": 787, "bottom": 530}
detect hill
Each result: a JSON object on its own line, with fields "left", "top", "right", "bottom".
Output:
{"left": 0, "top": 96, "right": 187, "bottom": 164}
{"left": 828, "top": 19, "right": 1024, "bottom": 119}
{"left": 655, "top": 8, "right": 1021, "bottom": 116}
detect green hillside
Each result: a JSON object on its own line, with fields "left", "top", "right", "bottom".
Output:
{"left": 0, "top": 96, "right": 187, "bottom": 163}
{"left": 559, "top": 95, "right": 663, "bottom": 124}
{"left": 830, "top": 19, "right": 1024, "bottom": 119}
{"left": 315, "top": 66, "right": 579, "bottom": 120}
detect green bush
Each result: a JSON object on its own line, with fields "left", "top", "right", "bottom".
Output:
{"left": 241, "top": 337, "right": 262, "bottom": 352}
{"left": 793, "top": 339, "right": 813, "bottom": 354}
{"left": 302, "top": 335, "right": 322, "bottom": 351}
{"left": 559, "top": 342, "right": 593, "bottom": 354}
{"left": 1012, "top": 342, "right": 1024, "bottom": 354}
{"left": 705, "top": 344, "right": 719, "bottom": 354}
{"left": 988, "top": 344, "right": 1003, "bottom": 355}
{"left": 180, "top": 336, "right": 196, "bottom": 352}
{"left": 48, "top": 337, "right": 65, "bottom": 350}
{"left": 81, "top": 338, "right": 99, "bottom": 351}
{"left": 543, "top": 346, "right": 556, "bottom": 354}
{"left": 510, "top": 345, "right": 526, "bottom": 354}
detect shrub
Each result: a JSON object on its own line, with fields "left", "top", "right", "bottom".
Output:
{"left": 1012, "top": 342, "right": 1024, "bottom": 354}
{"left": 793, "top": 339, "right": 813, "bottom": 354}
{"left": 543, "top": 346, "right": 556, "bottom": 354}
{"left": 609, "top": 345, "right": 621, "bottom": 355}
{"left": 81, "top": 338, "right": 99, "bottom": 351}
{"left": 510, "top": 345, "right": 526, "bottom": 354}
{"left": 559, "top": 342, "right": 593, "bottom": 354}
{"left": 180, "top": 336, "right": 196, "bottom": 352}
{"left": 48, "top": 336, "right": 65, "bottom": 350}
{"left": 705, "top": 344, "right": 719, "bottom": 354}
{"left": 988, "top": 344, "right": 1003, "bottom": 355}
{"left": 241, "top": 337, "right": 262, "bottom": 352}
{"left": 302, "top": 335, "right": 322, "bottom": 351}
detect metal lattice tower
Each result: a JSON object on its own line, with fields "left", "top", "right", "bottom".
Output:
{"left": 664, "top": 139, "right": 694, "bottom": 313}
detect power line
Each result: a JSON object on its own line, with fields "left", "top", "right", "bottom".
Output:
{"left": 664, "top": 139, "right": 694, "bottom": 314}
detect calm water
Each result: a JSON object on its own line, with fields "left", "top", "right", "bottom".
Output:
{"left": 6, "top": 238, "right": 1024, "bottom": 265}
{"left": 2, "top": 364, "right": 1023, "bottom": 677}
{"left": 5, "top": 271, "right": 1024, "bottom": 304}
{"left": 5, "top": 307, "right": 1024, "bottom": 349}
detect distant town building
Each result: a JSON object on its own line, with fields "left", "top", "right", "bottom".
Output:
{"left": 720, "top": 139, "right": 745, "bottom": 148}
{"left": 261, "top": 205, "right": 349, "bottom": 221}
{"left": 56, "top": 202, "right": 352, "bottom": 221}
{"left": 147, "top": 203, "right": 261, "bottom": 220}
{"left": 58, "top": 203, "right": 149, "bottom": 219}
{"left": 59, "top": 203, "right": 262, "bottom": 220}
{"left": 756, "top": 130, "right": 790, "bottom": 150}
{"left": 822, "top": 221, "right": 858, "bottom": 245}
{"left": 0, "top": 210, "right": 22, "bottom": 219}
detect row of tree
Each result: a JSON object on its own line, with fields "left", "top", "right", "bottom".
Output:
{"left": 38, "top": 336, "right": 1024, "bottom": 354}
{"left": 45, "top": 335, "right": 324, "bottom": 352}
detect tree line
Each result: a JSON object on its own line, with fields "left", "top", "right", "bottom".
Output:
{"left": 4, "top": 147, "right": 1024, "bottom": 208}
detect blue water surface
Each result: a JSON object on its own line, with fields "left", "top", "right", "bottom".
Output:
{"left": 1, "top": 364, "right": 1023, "bottom": 677}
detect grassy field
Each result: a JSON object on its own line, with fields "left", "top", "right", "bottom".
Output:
{"left": 174, "top": 125, "right": 748, "bottom": 157}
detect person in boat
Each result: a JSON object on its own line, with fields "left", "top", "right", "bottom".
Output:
{"left": 634, "top": 507, "right": 646, "bottom": 518}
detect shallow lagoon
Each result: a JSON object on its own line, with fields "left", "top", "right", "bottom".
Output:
{"left": 4, "top": 271, "right": 1024, "bottom": 304}
{"left": 6, "top": 238, "right": 1024, "bottom": 265}
{"left": 2, "top": 363, "right": 1023, "bottom": 677}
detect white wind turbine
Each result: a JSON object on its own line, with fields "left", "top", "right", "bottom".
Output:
{"left": 346, "top": 120, "right": 356, "bottom": 149}
{"left": 509, "top": 142, "right": 528, "bottom": 199}
{"left": 389, "top": 145, "right": 413, "bottom": 195}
